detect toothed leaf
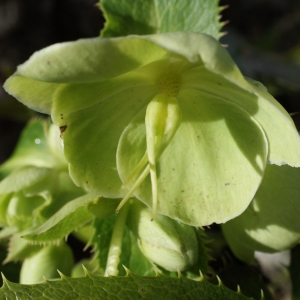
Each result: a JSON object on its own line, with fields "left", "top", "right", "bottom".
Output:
{"left": 22, "top": 194, "right": 97, "bottom": 243}
{"left": 4, "top": 234, "right": 40, "bottom": 263}
{"left": 0, "top": 271, "right": 252, "bottom": 299}
{"left": 100, "top": 0, "right": 222, "bottom": 40}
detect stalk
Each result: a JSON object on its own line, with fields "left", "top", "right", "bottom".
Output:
{"left": 104, "top": 201, "right": 130, "bottom": 276}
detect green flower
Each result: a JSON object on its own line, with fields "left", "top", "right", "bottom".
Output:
{"left": 4, "top": 32, "right": 300, "bottom": 226}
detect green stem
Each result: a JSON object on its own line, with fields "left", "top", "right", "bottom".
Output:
{"left": 104, "top": 201, "right": 130, "bottom": 276}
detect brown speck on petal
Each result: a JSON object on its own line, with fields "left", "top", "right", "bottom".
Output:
{"left": 60, "top": 125, "right": 67, "bottom": 138}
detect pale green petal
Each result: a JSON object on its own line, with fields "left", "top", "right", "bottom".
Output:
{"left": 12, "top": 37, "right": 169, "bottom": 83}
{"left": 222, "top": 164, "right": 300, "bottom": 262}
{"left": 3, "top": 76, "right": 59, "bottom": 114}
{"left": 52, "top": 75, "right": 157, "bottom": 197}
{"left": 181, "top": 67, "right": 300, "bottom": 167}
{"left": 117, "top": 90, "right": 268, "bottom": 226}
{"left": 140, "top": 32, "right": 249, "bottom": 88}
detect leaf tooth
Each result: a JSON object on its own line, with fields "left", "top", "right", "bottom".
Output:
{"left": 219, "top": 4, "right": 229, "bottom": 12}
{"left": 82, "top": 265, "right": 89, "bottom": 276}
{"left": 219, "top": 31, "right": 228, "bottom": 39}
{"left": 216, "top": 275, "right": 222, "bottom": 286}
{"left": 260, "top": 289, "right": 265, "bottom": 300}
{"left": 1, "top": 273, "right": 9, "bottom": 288}
{"left": 237, "top": 285, "right": 241, "bottom": 293}
{"left": 155, "top": 269, "right": 165, "bottom": 277}
{"left": 57, "top": 270, "right": 67, "bottom": 280}
{"left": 177, "top": 270, "right": 183, "bottom": 278}
{"left": 122, "top": 265, "right": 131, "bottom": 276}
{"left": 198, "top": 271, "right": 204, "bottom": 282}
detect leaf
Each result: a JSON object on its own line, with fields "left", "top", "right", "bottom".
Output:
{"left": 4, "top": 234, "right": 41, "bottom": 263}
{"left": 222, "top": 164, "right": 300, "bottom": 262}
{"left": 100, "top": 0, "right": 223, "bottom": 40}
{"left": 188, "top": 229, "right": 211, "bottom": 276}
{"left": 22, "top": 194, "right": 97, "bottom": 244}
{"left": 0, "top": 166, "right": 52, "bottom": 195}
{"left": 125, "top": 230, "right": 156, "bottom": 276}
{"left": 0, "top": 120, "right": 56, "bottom": 176}
{"left": 91, "top": 215, "right": 116, "bottom": 274}
{"left": 0, "top": 271, "right": 253, "bottom": 299}
{"left": 91, "top": 212, "right": 156, "bottom": 277}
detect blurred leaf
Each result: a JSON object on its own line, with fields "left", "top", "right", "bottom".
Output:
{"left": 4, "top": 234, "right": 40, "bottom": 263}
{"left": 0, "top": 120, "right": 56, "bottom": 177}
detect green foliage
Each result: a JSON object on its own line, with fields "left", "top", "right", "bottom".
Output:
{"left": 22, "top": 194, "right": 97, "bottom": 244}
{"left": 0, "top": 271, "right": 252, "bottom": 299}
{"left": 100, "top": 0, "right": 223, "bottom": 40}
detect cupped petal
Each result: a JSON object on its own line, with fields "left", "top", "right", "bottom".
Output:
{"left": 3, "top": 76, "right": 59, "bottom": 114}
{"left": 11, "top": 37, "right": 170, "bottom": 84}
{"left": 52, "top": 74, "right": 158, "bottom": 197}
{"left": 117, "top": 89, "right": 268, "bottom": 226}
{"left": 181, "top": 67, "right": 300, "bottom": 167}
{"left": 222, "top": 164, "right": 300, "bottom": 262}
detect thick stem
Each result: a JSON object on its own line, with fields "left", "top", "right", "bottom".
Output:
{"left": 104, "top": 201, "right": 130, "bottom": 276}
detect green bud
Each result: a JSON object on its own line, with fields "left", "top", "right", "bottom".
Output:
{"left": 130, "top": 200, "right": 198, "bottom": 272}
{"left": 20, "top": 243, "right": 74, "bottom": 284}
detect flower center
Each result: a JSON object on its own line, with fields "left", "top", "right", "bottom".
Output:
{"left": 157, "top": 77, "right": 180, "bottom": 97}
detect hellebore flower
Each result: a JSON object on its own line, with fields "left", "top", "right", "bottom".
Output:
{"left": 4, "top": 32, "right": 300, "bottom": 226}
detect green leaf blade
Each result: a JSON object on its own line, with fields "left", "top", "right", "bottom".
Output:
{"left": 23, "top": 194, "right": 97, "bottom": 244}
{"left": 0, "top": 272, "right": 253, "bottom": 299}
{"left": 100, "top": 0, "right": 222, "bottom": 40}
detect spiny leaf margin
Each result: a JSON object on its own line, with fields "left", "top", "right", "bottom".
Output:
{"left": 0, "top": 270, "right": 253, "bottom": 300}
{"left": 99, "top": 0, "right": 225, "bottom": 40}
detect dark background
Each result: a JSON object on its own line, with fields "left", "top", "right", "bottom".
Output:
{"left": 0, "top": 0, "right": 300, "bottom": 163}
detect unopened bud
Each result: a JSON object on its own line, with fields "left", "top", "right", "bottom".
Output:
{"left": 130, "top": 200, "right": 198, "bottom": 272}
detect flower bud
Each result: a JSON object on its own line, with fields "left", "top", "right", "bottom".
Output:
{"left": 130, "top": 200, "right": 198, "bottom": 272}
{"left": 20, "top": 243, "right": 74, "bottom": 284}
